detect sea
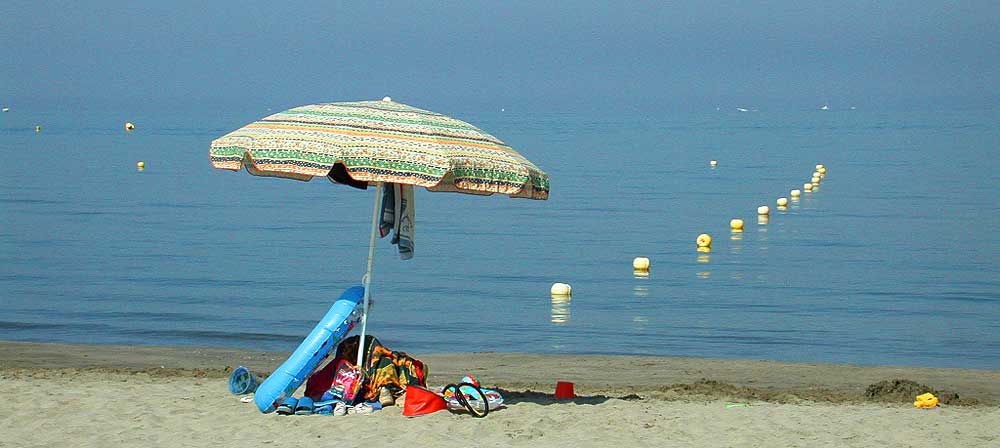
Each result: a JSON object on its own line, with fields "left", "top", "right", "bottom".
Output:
{"left": 2, "top": 101, "right": 998, "bottom": 369}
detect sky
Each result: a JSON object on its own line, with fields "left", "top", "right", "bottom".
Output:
{"left": 2, "top": 1, "right": 998, "bottom": 112}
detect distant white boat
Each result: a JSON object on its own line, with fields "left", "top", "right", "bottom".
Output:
{"left": 1, "top": 107, "right": 8, "bottom": 112}
{"left": 820, "top": 104, "right": 829, "bottom": 110}
{"left": 737, "top": 107, "right": 749, "bottom": 112}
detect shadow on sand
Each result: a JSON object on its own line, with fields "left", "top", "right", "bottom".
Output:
{"left": 497, "top": 388, "right": 642, "bottom": 406}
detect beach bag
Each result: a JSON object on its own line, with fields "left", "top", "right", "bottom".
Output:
{"left": 402, "top": 385, "right": 448, "bottom": 416}
{"left": 330, "top": 358, "right": 363, "bottom": 404}
{"left": 440, "top": 382, "right": 492, "bottom": 418}
{"left": 440, "top": 376, "right": 502, "bottom": 416}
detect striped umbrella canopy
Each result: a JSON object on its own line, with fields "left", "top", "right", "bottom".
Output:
{"left": 209, "top": 97, "right": 549, "bottom": 199}
{"left": 208, "top": 97, "right": 548, "bottom": 366}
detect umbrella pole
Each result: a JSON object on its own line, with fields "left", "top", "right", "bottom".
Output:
{"left": 356, "top": 182, "right": 383, "bottom": 368}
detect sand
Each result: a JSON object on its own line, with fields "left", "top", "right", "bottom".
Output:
{"left": 1, "top": 341, "right": 998, "bottom": 447}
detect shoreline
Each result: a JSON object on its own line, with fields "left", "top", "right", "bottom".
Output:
{"left": 3, "top": 340, "right": 998, "bottom": 404}
{"left": 3, "top": 340, "right": 999, "bottom": 447}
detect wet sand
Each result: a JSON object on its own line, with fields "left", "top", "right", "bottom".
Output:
{"left": 2, "top": 341, "right": 998, "bottom": 447}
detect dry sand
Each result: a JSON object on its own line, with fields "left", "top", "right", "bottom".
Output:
{"left": 1, "top": 341, "right": 998, "bottom": 447}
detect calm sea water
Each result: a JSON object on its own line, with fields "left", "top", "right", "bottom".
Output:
{"left": 2, "top": 103, "right": 998, "bottom": 369}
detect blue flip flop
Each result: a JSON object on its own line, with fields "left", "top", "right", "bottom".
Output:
{"left": 276, "top": 396, "right": 298, "bottom": 415}
{"left": 294, "top": 397, "right": 315, "bottom": 415}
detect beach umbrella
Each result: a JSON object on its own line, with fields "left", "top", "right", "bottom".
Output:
{"left": 209, "top": 97, "right": 549, "bottom": 366}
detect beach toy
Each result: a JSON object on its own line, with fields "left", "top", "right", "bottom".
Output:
{"left": 709, "top": 160, "right": 718, "bottom": 167}
{"left": 228, "top": 366, "right": 261, "bottom": 395}
{"left": 253, "top": 286, "right": 365, "bottom": 413}
{"left": 696, "top": 233, "right": 712, "bottom": 248}
{"left": 550, "top": 282, "right": 572, "bottom": 297}
{"left": 804, "top": 183, "right": 813, "bottom": 191}
{"left": 125, "top": 122, "right": 135, "bottom": 131}
{"left": 757, "top": 205, "right": 770, "bottom": 215}
{"left": 730, "top": 219, "right": 744, "bottom": 231}
{"left": 776, "top": 197, "right": 788, "bottom": 207}
{"left": 914, "top": 392, "right": 939, "bottom": 409}
{"left": 632, "top": 257, "right": 650, "bottom": 272}
{"left": 554, "top": 381, "right": 575, "bottom": 399}
{"left": 790, "top": 189, "right": 801, "bottom": 197}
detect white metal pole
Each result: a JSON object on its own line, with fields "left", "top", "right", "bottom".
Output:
{"left": 356, "top": 182, "right": 383, "bottom": 368}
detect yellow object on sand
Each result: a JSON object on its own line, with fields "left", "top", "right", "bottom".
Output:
{"left": 914, "top": 392, "right": 939, "bottom": 408}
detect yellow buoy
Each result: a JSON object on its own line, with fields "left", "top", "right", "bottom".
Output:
{"left": 710, "top": 160, "right": 718, "bottom": 167}
{"left": 35, "top": 125, "right": 41, "bottom": 133}
{"left": 137, "top": 161, "right": 145, "bottom": 169}
{"left": 818, "top": 167, "right": 827, "bottom": 175}
{"left": 776, "top": 197, "right": 788, "bottom": 207}
{"left": 730, "top": 218, "right": 744, "bottom": 231}
{"left": 632, "top": 257, "right": 650, "bottom": 272}
{"left": 804, "top": 183, "right": 814, "bottom": 191}
{"left": 816, "top": 164, "right": 824, "bottom": 170}
{"left": 550, "top": 282, "right": 572, "bottom": 297}
{"left": 696, "top": 233, "right": 712, "bottom": 248}
{"left": 125, "top": 122, "right": 135, "bottom": 131}
{"left": 812, "top": 171, "right": 821, "bottom": 178}
{"left": 757, "top": 205, "right": 770, "bottom": 215}
{"left": 790, "top": 189, "right": 801, "bottom": 197}
{"left": 811, "top": 176, "right": 821, "bottom": 184}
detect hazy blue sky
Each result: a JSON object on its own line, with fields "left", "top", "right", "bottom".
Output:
{"left": 2, "top": 1, "right": 998, "bottom": 111}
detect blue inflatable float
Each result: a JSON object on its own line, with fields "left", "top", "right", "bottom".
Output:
{"left": 254, "top": 286, "right": 365, "bottom": 413}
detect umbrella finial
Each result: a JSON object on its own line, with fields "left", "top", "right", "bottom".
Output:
{"left": 382, "top": 96, "right": 392, "bottom": 102}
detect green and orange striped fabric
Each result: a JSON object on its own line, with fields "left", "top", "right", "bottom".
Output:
{"left": 209, "top": 99, "right": 548, "bottom": 199}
